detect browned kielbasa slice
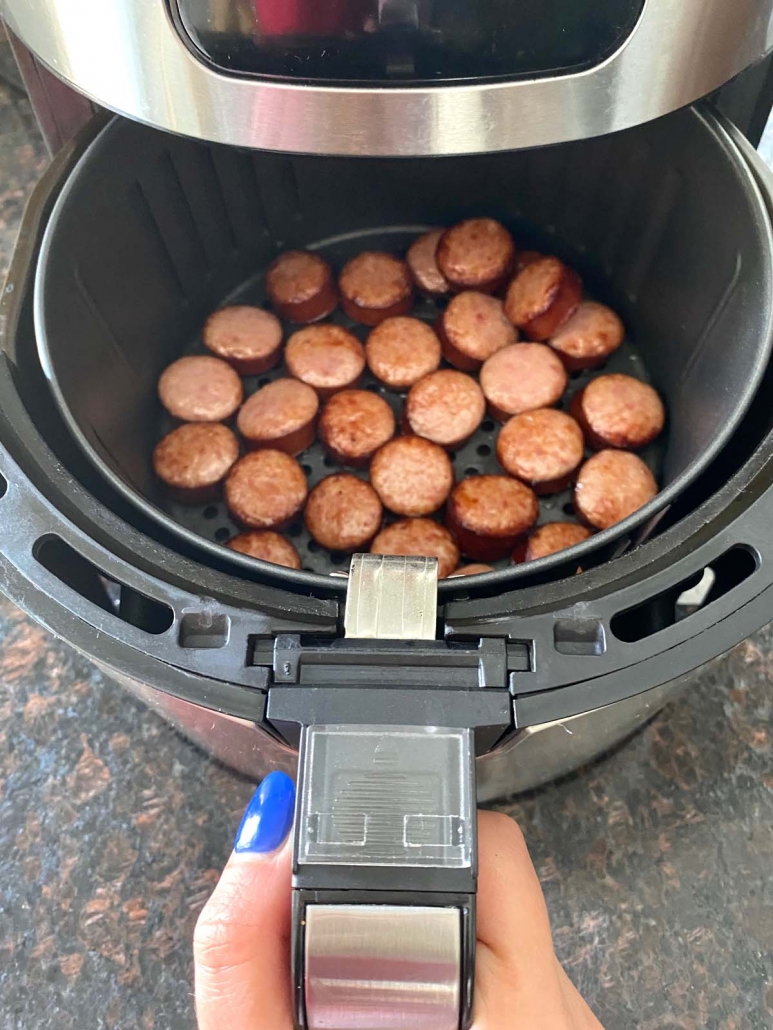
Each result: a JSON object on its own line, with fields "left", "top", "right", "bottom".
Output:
{"left": 514, "top": 250, "right": 544, "bottom": 272}
{"left": 405, "top": 369, "right": 485, "bottom": 448}
{"left": 436, "top": 218, "right": 515, "bottom": 293}
{"left": 504, "top": 256, "right": 581, "bottom": 340}
{"left": 496, "top": 409, "right": 585, "bottom": 495}
{"left": 446, "top": 475, "right": 538, "bottom": 561}
{"left": 512, "top": 522, "right": 592, "bottom": 563}
{"left": 339, "top": 252, "right": 413, "bottom": 326}
{"left": 319, "top": 389, "right": 396, "bottom": 467}
{"left": 365, "top": 317, "right": 442, "bottom": 389}
{"left": 370, "top": 518, "right": 460, "bottom": 579}
{"left": 449, "top": 563, "right": 495, "bottom": 576}
{"left": 203, "top": 305, "right": 283, "bottom": 376}
{"left": 153, "top": 422, "right": 239, "bottom": 505}
{"left": 225, "top": 450, "right": 308, "bottom": 529}
{"left": 549, "top": 301, "right": 625, "bottom": 371}
{"left": 305, "top": 473, "right": 383, "bottom": 552}
{"left": 236, "top": 378, "right": 319, "bottom": 456}
{"left": 406, "top": 230, "right": 451, "bottom": 296}
{"left": 158, "top": 355, "right": 243, "bottom": 422}
{"left": 226, "top": 530, "right": 302, "bottom": 569}
{"left": 285, "top": 324, "right": 366, "bottom": 398}
{"left": 480, "top": 343, "right": 567, "bottom": 421}
{"left": 574, "top": 450, "right": 658, "bottom": 529}
{"left": 370, "top": 436, "right": 454, "bottom": 517}
{"left": 265, "top": 250, "right": 338, "bottom": 324}
{"left": 437, "top": 291, "right": 517, "bottom": 372}
{"left": 570, "top": 374, "right": 665, "bottom": 450}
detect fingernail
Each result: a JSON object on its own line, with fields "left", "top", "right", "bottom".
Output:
{"left": 234, "top": 771, "right": 296, "bottom": 854}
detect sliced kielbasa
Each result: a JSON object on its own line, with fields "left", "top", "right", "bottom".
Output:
{"left": 225, "top": 450, "right": 308, "bottom": 529}
{"left": 504, "top": 256, "right": 581, "bottom": 340}
{"left": 574, "top": 450, "right": 658, "bottom": 529}
{"left": 512, "top": 522, "right": 592, "bottom": 563}
{"left": 158, "top": 355, "right": 243, "bottom": 422}
{"left": 496, "top": 409, "right": 585, "bottom": 495}
{"left": 436, "top": 218, "right": 515, "bottom": 293}
{"left": 370, "top": 518, "right": 460, "bottom": 579}
{"left": 338, "top": 252, "right": 413, "bottom": 325}
{"left": 480, "top": 343, "right": 567, "bottom": 421}
{"left": 549, "top": 301, "right": 625, "bottom": 371}
{"left": 370, "top": 435, "right": 454, "bottom": 517}
{"left": 285, "top": 324, "right": 366, "bottom": 398}
{"left": 437, "top": 291, "right": 517, "bottom": 372}
{"left": 236, "top": 378, "right": 319, "bottom": 456}
{"left": 406, "top": 230, "right": 451, "bottom": 296}
{"left": 446, "top": 475, "right": 538, "bottom": 561}
{"left": 319, "top": 389, "right": 396, "bottom": 467}
{"left": 305, "top": 473, "right": 383, "bottom": 552}
{"left": 365, "top": 317, "right": 442, "bottom": 389}
{"left": 203, "top": 305, "right": 283, "bottom": 376}
{"left": 570, "top": 374, "right": 665, "bottom": 450}
{"left": 153, "top": 422, "right": 239, "bottom": 504}
{"left": 265, "top": 250, "right": 338, "bottom": 324}
{"left": 405, "top": 369, "right": 485, "bottom": 448}
{"left": 226, "top": 530, "right": 302, "bottom": 569}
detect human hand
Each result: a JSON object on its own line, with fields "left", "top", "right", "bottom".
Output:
{"left": 194, "top": 771, "right": 604, "bottom": 1029}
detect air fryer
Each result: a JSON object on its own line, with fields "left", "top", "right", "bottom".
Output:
{"left": 4, "top": 3, "right": 773, "bottom": 1028}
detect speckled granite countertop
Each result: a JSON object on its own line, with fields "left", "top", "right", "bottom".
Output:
{"left": 0, "top": 80, "right": 771, "bottom": 1030}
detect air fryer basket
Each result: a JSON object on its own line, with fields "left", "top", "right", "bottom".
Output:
{"left": 34, "top": 107, "right": 773, "bottom": 591}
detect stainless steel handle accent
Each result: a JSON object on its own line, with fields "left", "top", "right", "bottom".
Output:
{"left": 304, "top": 904, "right": 462, "bottom": 1030}
{"left": 344, "top": 553, "right": 438, "bottom": 640}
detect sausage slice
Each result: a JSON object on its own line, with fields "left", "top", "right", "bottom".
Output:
{"left": 480, "top": 343, "right": 567, "bottom": 421}
{"left": 158, "top": 355, "right": 243, "bottom": 422}
{"left": 496, "top": 409, "right": 585, "bottom": 494}
{"left": 512, "top": 522, "right": 592, "bottom": 563}
{"left": 339, "top": 252, "right": 413, "bottom": 326}
{"left": 406, "top": 230, "right": 451, "bottom": 296}
{"left": 225, "top": 450, "right": 308, "bottom": 529}
{"left": 449, "top": 564, "right": 495, "bottom": 577}
{"left": 405, "top": 369, "right": 485, "bottom": 448}
{"left": 504, "top": 256, "right": 581, "bottom": 340}
{"left": 370, "top": 436, "right": 454, "bottom": 517}
{"left": 285, "top": 324, "right": 366, "bottom": 398}
{"left": 305, "top": 473, "right": 383, "bottom": 551}
{"left": 437, "top": 291, "right": 517, "bottom": 371}
{"left": 203, "top": 305, "right": 283, "bottom": 376}
{"left": 436, "top": 218, "right": 515, "bottom": 293}
{"left": 365, "top": 317, "right": 442, "bottom": 389}
{"left": 237, "top": 378, "right": 319, "bottom": 456}
{"left": 153, "top": 422, "right": 239, "bottom": 504}
{"left": 319, "top": 389, "right": 396, "bottom": 467}
{"left": 574, "top": 450, "right": 658, "bottom": 529}
{"left": 447, "top": 475, "right": 538, "bottom": 561}
{"left": 549, "top": 301, "right": 625, "bottom": 371}
{"left": 370, "top": 518, "right": 460, "bottom": 579}
{"left": 570, "top": 374, "right": 665, "bottom": 450}
{"left": 226, "top": 530, "right": 302, "bottom": 569}
{"left": 265, "top": 250, "right": 338, "bottom": 324}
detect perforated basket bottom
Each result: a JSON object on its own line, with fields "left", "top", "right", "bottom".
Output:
{"left": 158, "top": 227, "right": 665, "bottom": 576}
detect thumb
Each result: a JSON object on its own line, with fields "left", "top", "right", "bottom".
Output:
{"left": 194, "top": 771, "right": 296, "bottom": 1030}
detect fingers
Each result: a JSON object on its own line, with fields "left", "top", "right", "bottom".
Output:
{"left": 194, "top": 772, "right": 295, "bottom": 1030}
{"left": 474, "top": 811, "right": 579, "bottom": 1029}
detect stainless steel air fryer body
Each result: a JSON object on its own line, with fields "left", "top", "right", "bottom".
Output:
{"left": 4, "top": 0, "right": 773, "bottom": 156}
{"left": 5, "top": 2, "right": 773, "bottom": 1026}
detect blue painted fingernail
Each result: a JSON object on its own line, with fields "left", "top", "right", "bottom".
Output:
{"left": 234, "top": 771, "right": 296, "bottom": 854}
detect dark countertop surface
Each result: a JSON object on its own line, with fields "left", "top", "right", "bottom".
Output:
{"left": 0, "top": 81, "right": 772, "bottom": 1030}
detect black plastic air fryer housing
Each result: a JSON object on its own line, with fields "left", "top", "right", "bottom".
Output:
{"left": 1, "top": 104, "right": 773, "bottom": 757}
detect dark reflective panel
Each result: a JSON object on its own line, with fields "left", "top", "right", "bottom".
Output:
{"left": 174, "top": 0, "right": 645, "bottom": 84}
